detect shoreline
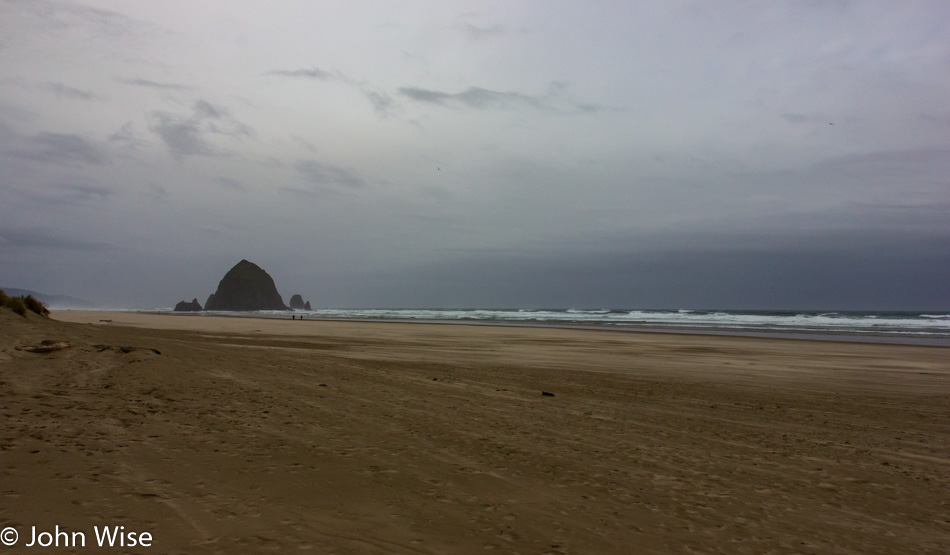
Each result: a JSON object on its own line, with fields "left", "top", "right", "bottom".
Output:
{"left": 55, "top": 309, "right": 950, "bottom": 347}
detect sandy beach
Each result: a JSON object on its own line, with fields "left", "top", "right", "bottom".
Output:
{"left": 2, "top": 310, "right": 948, "bottom": 553}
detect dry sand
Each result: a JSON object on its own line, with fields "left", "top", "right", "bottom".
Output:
{"left": 2, "top": 309, "right": 949, "bottom": 554}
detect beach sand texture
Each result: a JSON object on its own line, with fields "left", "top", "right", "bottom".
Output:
{"left": 3, "top": 310, "right": 949, "bottom": 553}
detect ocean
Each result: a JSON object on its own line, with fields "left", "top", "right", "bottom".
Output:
{"left": 185, "top": 308, "right": 950, "bottom": 346}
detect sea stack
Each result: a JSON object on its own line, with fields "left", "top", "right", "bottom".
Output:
{"left": 289, "top": 294, "right": 310, "bottom": 310}
{"left": 204, "top": 260, "right": 288, "bottom": 311}
{"left": 174, "top": 298, "right": 202, "bottom": 312}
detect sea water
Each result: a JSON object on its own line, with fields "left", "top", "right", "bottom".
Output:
{"left": 187, "top": 308, "right": 950, "bottom": 345}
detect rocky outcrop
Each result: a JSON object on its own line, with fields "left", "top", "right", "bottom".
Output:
{"left": 174, "top": 298, "right": 202, "bottom": 312}
{"left": 205, "top": 293, "right": 215, "bottom": 310}
{"left": 203, "top": 260, "right": 288, "bottom": 311}
{"left": 289, "top": 294, "right": 313, "bottom": 311}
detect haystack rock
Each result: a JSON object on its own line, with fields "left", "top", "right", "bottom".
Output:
{"left": 174, "top": 298, "right": 202, "bottom": 312}
{"left": 203, "top": 260, "right": 288, "bottom": 311}
{"left": 289, "top": 294, "right": 308, "bottom": 310}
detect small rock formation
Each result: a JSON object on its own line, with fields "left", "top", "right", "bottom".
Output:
{"left": 288, "top": 294, "right": 312, "bottom": 311}
{"left": 174, "top": 298, "right": 202, "bottom": 312}
{"left": 203, "top": 259, "right": 288, "bottom": 311}
{"left": 205, "top": 293, "right": 216, "bottom": 310}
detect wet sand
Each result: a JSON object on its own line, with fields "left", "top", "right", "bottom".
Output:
{"left": 2, "top": 310, "right": 949, "bottom": 553}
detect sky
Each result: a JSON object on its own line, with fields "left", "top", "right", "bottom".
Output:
{"left": 1, "top": 0, "right": 948, "bottom": 310}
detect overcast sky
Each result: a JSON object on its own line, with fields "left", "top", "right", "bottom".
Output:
{"left": 1, "top": 0, "right": 948, "bottom": 309}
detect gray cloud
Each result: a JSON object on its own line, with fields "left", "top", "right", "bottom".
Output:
{"left": 803, "top": 148, "right": 950, "bottom": 199}
{"left": 2, "top": 1, "right": 947, "bottom": 310}
{"left": 266, "top": 66, "right": 333, "bottom": 80}
{"left": 294, "top": 159, "right": 366, "bottom": 189}
{"left": 44, "top": 82, "right": 102, "bottom": 101}
{"left": 363, "top": 89, "right": 396, "bottom": 116}
{"left": 24, "top": 183, "right": 116, "bottom": 206}
{"left": 148, "top": 112, "right": 217, "bottom": 157}
{"left": 144, "top": 181, "right": 168, "bottom": 200}
{"left": 0, "top": 226, "right": 108, "bottom": 251}
{"left": 121, "top": 78, "right": 190, "bottom": 91}
{"left": 148, "top": 100, "right": 254, "bottom": 158}
{"left": 399, "top": 86, "right": 538, "bottom": 110}
{"left": 462, "top": 23, "right": 507, "bottom": 40}
{"left": 59, "top": 183, "right": 114, "bottom": 201}
{"left": 107, "top": 121, "right": 146, "bottom": 149}
{"left": 194, "top": 100, "right": 254, "bottom": 136}
{"left": 399, "top": 85, "right": 609, "bottom": 113}
{"left": 19, "top": 132, "right": 107, "bottom": 165}
{"left": 781, "top": 113, "right": 822, "bottom": 124}
{"left": 194, "top": 99, "right": 225, "bottom": 119}
{"left": 53, "top": 1, "right": 140, "bottom": 36}
{"left": 363, "top": 226, "right": 950, "bottom": 311}
{"left": 217, "top": 177, "right": 245, "bottom": 191}
{"left": 266, "top": 66, "right": 401, "bottom": 117}
{"left": 0, "top": 0, "right": 139, "bottom": 42}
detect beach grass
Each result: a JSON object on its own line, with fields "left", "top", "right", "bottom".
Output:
{"left": 0, "top": 289, "right": 50, "bottom": 317}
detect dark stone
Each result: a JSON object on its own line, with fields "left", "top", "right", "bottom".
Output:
{"left": 203, "top": 260, "right": 288, "bottom": 311}
{"left": 541, "top": 391, "right": 555, "bottom": 397}
{"left": 205, "top": 293, "right": 215, "bottom": 310}
{"left": 304, "top": 300, "right": 311, "bottom": 310}
{"left": 174, "top": 298, "right": 202, "bottom": 312}
{"left": 289, "top": 294, "right": 305, "bottom": 309}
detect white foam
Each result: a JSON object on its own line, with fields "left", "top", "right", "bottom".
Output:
{"left": 188, "top": 307, "right": 950, "bottom": 337}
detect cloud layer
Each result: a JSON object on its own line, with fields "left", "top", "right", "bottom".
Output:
{"left": 0, "top": 0, "right": 947, "bottom": 309}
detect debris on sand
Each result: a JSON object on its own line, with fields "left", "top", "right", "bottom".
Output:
{"left": 16, "top": 340, "right": 71, "bottom": 353}
{"left": 94, "top": 344, "right": 162, "bottom": 355}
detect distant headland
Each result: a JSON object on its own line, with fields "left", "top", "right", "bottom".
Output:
{"left": 0, "top": 287, "right": 94, "bottom": 309}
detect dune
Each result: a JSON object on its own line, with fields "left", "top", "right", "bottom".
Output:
{"left": 1, "top": 309, "right": 948, "bottom": 553}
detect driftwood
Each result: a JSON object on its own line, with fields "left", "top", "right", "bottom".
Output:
{"left": 16, "top": 340, "right": 71, "bottom": 353}
{"left": 93, "top": 344, "right": 162, "bottom": 355}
